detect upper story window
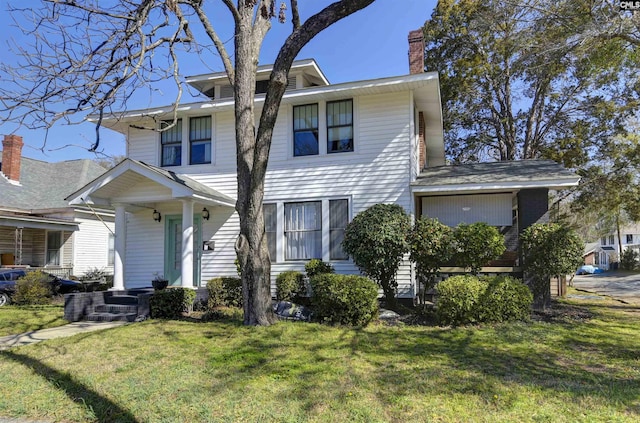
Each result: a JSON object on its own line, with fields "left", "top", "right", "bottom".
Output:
{"left": 627, "top": 234, "right": 633, "bottom": 244}
{"left": 327, "top": 100, "right": 353, "bottom": 153}
{"left": 601, "top": 237, "right": 607, "bottom": 245}
{"left": 161, "top": 119, "right": 182, "bottom": 167}
{"left": 293, "top": 104, "right": 319, "bottom": 157}
{"left": 609, "top": 235, "right": 615, "bottom": 245}
{"left": 190, "top": 116, "right": 212, "bottom": 165}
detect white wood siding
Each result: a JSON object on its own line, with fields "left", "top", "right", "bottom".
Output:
{"left": 72, "top": 214, "right": 115, "bottom": 276}
{"left": 122, "top": 91, "right": 416, "bottom": 297}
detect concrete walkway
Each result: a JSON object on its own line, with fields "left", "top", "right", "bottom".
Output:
{"left": 0, "top": 321, "right": 128, "bottom": 350}
{"left": 573, "top": 271, "right": 640, "bottom": 305}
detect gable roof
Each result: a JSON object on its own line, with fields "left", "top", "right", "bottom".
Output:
{"left": 0, "top": 153, "right": 107, "bottom": 210}
{"left": 412, "top": 160, "right": 580, "bottom": 194}
{"left": 66, "top": 158, "right": 236, "bottom": 209}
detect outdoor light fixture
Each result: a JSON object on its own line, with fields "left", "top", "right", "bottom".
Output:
{"left": 202, "top": 207, "right": 210, "bottom": 220}
{"left": 152, "top": 209, "right": 162, "bottom": 222}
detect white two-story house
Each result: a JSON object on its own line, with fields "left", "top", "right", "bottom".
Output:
{"left": 593, "top": 224, "right": 640, "bottom": 269}
{"left": 66, "top": 31, "right": 579, "bottom": 299}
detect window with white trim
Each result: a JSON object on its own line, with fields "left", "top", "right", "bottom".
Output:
{"left": 329, "top": 199, "right": 349, "bottom": 259}
{"left": 609, "top": 235, "right": 615, "bottom": 245}
{"left": 161, "top": 119, "right": 182, "bottom": 167}
{"left": 327, "top": 99, "right": 353, "bottom": 153}
{"left": 46, "top": 231, "right": 62, "bottom": 266}
{"left": 189, "top": 116, "right": 212, "bottom": 165}
{"left": 293, "top": 104, "right": 319, "bottom": 156}
{"left": 627, "top": 234, "right": 633, "bottom": 244}
{"left": 601, "top": 237, "right": 607, "bottom": 245}
{"left": 285, "top": 201, "right": 322, "bottom": 260}
{"left": 264, "top": 203, "right": 276, "bottom": 261}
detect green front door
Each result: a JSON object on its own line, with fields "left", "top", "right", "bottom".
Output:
{"left": 165, "top": 215, "right": 202, "bottom": 287}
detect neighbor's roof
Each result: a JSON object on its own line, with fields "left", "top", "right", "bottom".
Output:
{"left": 0, "top": 153, "right": 107, "bottom": 210}
{"left": 411, "top": 160, "right": 580, "bottom": 194}
{"left": 584, "top": 242, "right": 599, "bottom": 255}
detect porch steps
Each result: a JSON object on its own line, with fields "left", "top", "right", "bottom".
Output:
{"left": 86, "top": 303, "right": 138, "bottom": 322}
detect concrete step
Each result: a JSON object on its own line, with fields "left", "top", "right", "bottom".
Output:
{"left": 86, "top": 312, "right": 138, "bottom": 322}
{"left": 94, "top": 304, "right": 138, "bottom": 314}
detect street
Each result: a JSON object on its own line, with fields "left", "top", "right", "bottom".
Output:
{"left": 572, "top": 271, "right": 640, "bottom": 305}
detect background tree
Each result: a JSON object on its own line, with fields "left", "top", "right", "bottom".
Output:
{"left": 0, "top": 0, "right": 376, "bottom": 326}
{"left": 521, "top": 223, "right": 584, "bottom": 309}
{"left": 342, "top": 204, "right": 411, "bottom": 309}
{"left": 408, "top": 217, "right": 454, "bottom": 304}
{"left": 422, "top": 0, "right": 639, "bottom": 164}
{"left": 452, "top": 222, "right": 505, "bottom": 274}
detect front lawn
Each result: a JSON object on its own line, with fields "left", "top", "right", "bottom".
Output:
{"left": 0, "top": 305, "right": 66, "bottom": 337}
{"left": 1, "top": 296, "right": 639, "bottom": 422}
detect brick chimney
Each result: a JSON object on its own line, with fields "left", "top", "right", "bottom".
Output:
{"left": 2, "top": 134, "right": 24, "bottom": 182}
{"left": 408, "top": 29, "right": 425, "bottom": 74}
{"left": 408, "top": 30, "right": 428, "bottom": 170}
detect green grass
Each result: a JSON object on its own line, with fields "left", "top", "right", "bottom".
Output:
{"left": 0, "top": 304, "right": 67, "bottom": 337}
{"left": 1, "top": 296, "right": 640, "bottom": 422}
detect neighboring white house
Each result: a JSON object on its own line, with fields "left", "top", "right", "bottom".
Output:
{"left": 0, "top": 134, "right": 115, "bottom": 277}
{"left": 66, "top": 31, "right": 580, "bottom": 298}
{"left": 594, "top": 223, "right": 640, "bottom": 270}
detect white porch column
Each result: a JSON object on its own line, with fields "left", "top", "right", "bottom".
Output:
{"left": 181, "top": 199, "right": 194, "bottom": 288}
{"left": 113, "top": 204, "right": 126, "bottom": 290}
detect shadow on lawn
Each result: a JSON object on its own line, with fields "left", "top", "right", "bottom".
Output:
{"left": 1, "top": 349, "right": 139, "bottom": 422}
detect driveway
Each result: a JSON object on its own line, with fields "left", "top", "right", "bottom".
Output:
{"left": 572, "top": 271, "right": 640, "bottom": 305}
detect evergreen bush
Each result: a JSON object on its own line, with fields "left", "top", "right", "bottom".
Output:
{"left": 435, "top": 275, "right": 486, "bottom": 326}
{"left": 206, "top": 277, "right": 243, "bottom": 308}
{"left": 12, "top": 271, "right": 53, "bottom": 305}
{"left": 476, "top": 276, "right": 532, "bottom": 322}
{"left": 149, "top": 287, "right": 197, "bottom": 319}
{"left": 304, "top": 259, "right": 334, "bottom": 278}
{"left": 452, "top": 222, "right": 505, "bottom": 274}
{"left": 620, "top": 249, "right": 639, "bottom": 270}
{"left": 275, "top": 270, "right": 305, "bottom": 301}
{"left": 310, "top": 273, "right": 379, "bottom": 326}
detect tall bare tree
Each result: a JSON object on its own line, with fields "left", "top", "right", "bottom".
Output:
{"left": 0, "top": 0, "right": 376, "bottom": 325}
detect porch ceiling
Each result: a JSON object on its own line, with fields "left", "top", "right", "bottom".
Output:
{"left": 0, "top": 214, "right": 79, "bottom": 231}
{"left": 65, "top": 159, "right": 236, "bottom": 210}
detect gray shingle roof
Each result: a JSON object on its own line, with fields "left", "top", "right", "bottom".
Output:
{"left": 412, "top": 160, "right": 579, "bottom": 189}
{"left": 0, "top": 154, "right": 107, "bottom": 210}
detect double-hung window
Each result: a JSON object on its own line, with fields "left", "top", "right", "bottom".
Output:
{"left": 190, "top": 116, "right": 212, "bottom": 165}
{"left": 264, "top": 203, "right": 277, "bottom": 261}
{"left": 293, "top": 104, "right": 319, "bottom": 156}
{"left": 329, "top": 199, "right": 349, "bottom": 259}
{"left": 627, "top": 234, "right": 633, "bottom": 244}
{"left": 327, "top": 99, "right": 353, "bottom": 153}
{"left": 46, "top": 231, "right": 62, "bottom": 266}
{"left": 609, "top": 235, "right": 615, "bottom": 245}
{"left": 161, "top": 119, "right": 182, "bottom": 167}
{"left": 285, "top": 201, "right": 322, "bottom": 260}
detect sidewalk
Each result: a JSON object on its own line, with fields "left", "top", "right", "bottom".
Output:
{"left": 0, "top": 321, "right": 128, "bottom": 350}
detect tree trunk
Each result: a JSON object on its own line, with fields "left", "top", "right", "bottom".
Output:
{"left": 234, "top": 10, "right": 276, "bottom": 326}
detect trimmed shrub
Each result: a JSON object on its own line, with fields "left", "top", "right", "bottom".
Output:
{"left": 304, "top": 259, "right": 334, "bottom": 278}
{"left": 275, "top": 270, "right": 305, "bottom": 301}
{"left": 12, "top": 271, "right": 53, "bottom": 305}
{"left": 150, "top": 287, "right": 197, "bottom": 319}
{"left": 476, "top": 276, "right": 532, "bottom": 323}
{"left": 342, "top": 203, "right": 411, "bottom": 308}
{"left": 435, "top": 275, "right": 487, "bottom": 326}
{"left": 521, "top": 223, "right": 584, "bottom": 308}
{"left": 409, "top": 217, "right": 454, "bottom": 301}
{"left": 206, "top": 277, "right": 243, "bottom": 308}
{"left": 310, "top": 273, "right": 379, "bottom": 326}
{"left": 452, "top": 222, "right": 505, "bottom": 274}
{"left": 620, "top": 249, "right": 639, "bottom": 270}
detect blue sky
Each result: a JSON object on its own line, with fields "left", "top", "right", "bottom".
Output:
{"left": 0, "top": 0, "right": 437, "bottom": 162}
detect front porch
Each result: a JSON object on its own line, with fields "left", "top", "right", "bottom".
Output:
{"left": 65, "top": 159, "right": 236, "bottom": 290}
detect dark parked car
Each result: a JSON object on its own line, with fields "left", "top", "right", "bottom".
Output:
{"left": 0, "top": 269, "right": 82, "bottom": 306}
